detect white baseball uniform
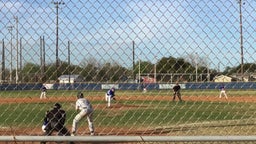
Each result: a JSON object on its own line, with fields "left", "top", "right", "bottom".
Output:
{"left": 72, "top": 98, "right": 94, "bottom": 135}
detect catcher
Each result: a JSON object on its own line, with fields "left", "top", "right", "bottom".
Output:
{"left": 172, "top": 83, "right": 182, "bottom": 102}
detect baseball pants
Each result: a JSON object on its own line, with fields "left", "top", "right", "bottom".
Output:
{"left": 72, "top": 109, "right": 94, "bottom": 134}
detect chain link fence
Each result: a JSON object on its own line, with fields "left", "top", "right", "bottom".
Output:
{"left": 1, "top": 0, "right": 256, "bottom": 143}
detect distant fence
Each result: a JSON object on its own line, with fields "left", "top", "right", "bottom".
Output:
{"left": 1, "top": 82, "right": 256, "bottom": 91}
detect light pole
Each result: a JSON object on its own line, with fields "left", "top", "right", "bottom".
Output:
{"left": 132, "top": 41, "right": 135, "bottom": 82}
{"left": 53, "top": 1, "right": 65, "bottom": 80}
{"left": 154, "top": 56, "right": 157, "bottom": 83}
{"left": 138, "top": 59, "right": 141, "bottom": 84}
{"left": 207, "top": 56, "right": 210, "bottom": 82}
{"left": 195, "top": 52, "right": 198, "bottom": 83}
{"left": 14, "top": 16, "right": 19, "bottom": 84}
{"left": 7, "top": 26, "right": 14, "bottom": 83}
{"left": 1, "top": 39, "right": 5, "bottom": 82}
{"left": 68, "top": 41, "right": 70, "bottom": 83}
{"left": 19, "top": 37, "right": 22, "bottom": 82}
{"left": 238, "top": 0, "right": 244, "bottom": 81}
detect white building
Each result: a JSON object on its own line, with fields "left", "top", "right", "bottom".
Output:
{"left": 213, "top": 75, "right": 232, "bottom": 82}
{"left": 58, "top": 75, "right": 84, "bottom": 83}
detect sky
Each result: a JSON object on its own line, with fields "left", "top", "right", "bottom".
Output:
{"left": 0, "top": 0, "right": 256, "bottom": 72}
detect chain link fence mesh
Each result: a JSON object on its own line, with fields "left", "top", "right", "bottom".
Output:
{"left": 1, "top": 0, "right": 256, "bottom": 143}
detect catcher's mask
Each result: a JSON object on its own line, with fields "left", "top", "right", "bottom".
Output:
{"left": 77, "top": 92, "right": 84, "bottom": 98}
{"left": 54, "top": 103, "right": 61, "bottom": 109}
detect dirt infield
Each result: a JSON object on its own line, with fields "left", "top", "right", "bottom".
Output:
{"left": 0, "top": 95, "right": 255, "bottom": 137}
{"left": 2, "top": 95, "right": 256, "bottom": 104}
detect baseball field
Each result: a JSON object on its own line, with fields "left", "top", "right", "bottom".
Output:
{"left": 0, "top": 89, "right": 256, "bottom": 136}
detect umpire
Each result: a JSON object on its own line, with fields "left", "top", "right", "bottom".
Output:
{"left": 41, "top": 103, "right": 73, "bottom": 144}
{"left": 42, "top": 103, "right": 71, "bottom": 136}
{"left": 172, "top": 83, "right": 182, "bottom": 102}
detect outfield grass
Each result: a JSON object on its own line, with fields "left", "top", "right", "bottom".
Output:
{"left": 0, "top": 97, "right": 255, "bottom": 130}
{"left": 0, "top": 89, "right": 255, "bottom": 136}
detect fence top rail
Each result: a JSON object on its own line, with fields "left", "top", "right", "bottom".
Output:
{"left": 0, "top": 136, "right": 256, "bottom": 142}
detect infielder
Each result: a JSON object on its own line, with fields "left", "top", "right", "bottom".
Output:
{"left": 40, "top": 86, "right": 47, "bottom": 99}
{"left": 71, "top": 92, "right": 94, "bottom": 136}
{"left": 219, "top": 84, "right": 228, "bottom": 99}
{"left": 105, "top": 87, "right": 116, "bottom": 107}
{"left": 172, "top": 83, "right": 182, "bottom": 102}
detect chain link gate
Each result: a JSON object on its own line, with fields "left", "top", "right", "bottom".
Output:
{"left": 1, "top": 0, "right": 256, "bottom": 143}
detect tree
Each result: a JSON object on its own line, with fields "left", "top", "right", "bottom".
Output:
{"left": 21, "top": 62, "right": 40, "bottom": 82}
{"left": 134, "top": 60, "right": 154, "bottom": 74}
{"left": 156, "top": 56, "right": 194, "bottom": 73}
{"left": 223, "top": 63, "right": 256, "bottom": 75}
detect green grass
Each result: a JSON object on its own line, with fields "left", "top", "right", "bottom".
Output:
{"left": 0, "top": 90, "right": 255, "bottom": 130}
{"left": 1, "top": 100, "right": 254, "bottom": 129}
{"left": 93, "top": 101, "right": 255, "bottom": 127}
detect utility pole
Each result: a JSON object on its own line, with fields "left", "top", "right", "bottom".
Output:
{"left": 132, "top": 41, "right": 135, "bottom": 82}
{"left": 43, "top": 36, "right": 45, "bottom": 77}
{"left": 39, "top": 36, "right": 46, "bottom": 82}
{"left": 19, "top": 37, "right": 22, "bottom": 82}
{"left": 68, "top": 41, "right": 70, "bottom": 83}
{"left": 238, "top": 0, "right": 244, "bottom": 81}
{"left": 154, "top": 56, "right": 157, "bottom": 83}
{"left": 1, "top": 39, "right": 5, "bottom": 82}
{"left": 7, "top": 26, "right": 14, "bottom": 83}
{"left": 14, "top": 16, "right": 19, "bottom": 84}
{"left": 138, "top": 59, "right": 141, "bottom": 84}
{"left": 53, "top": 1, "right": 65, "bottom": 80}
{"left": 195, "top": 52, "right": 198, "bottom": 83}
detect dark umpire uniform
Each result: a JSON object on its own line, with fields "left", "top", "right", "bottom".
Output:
{"left": 41, "top": 103, "right": 72, "bottom": 144}
{"left": 41, "top": 103, "right": 73, "bottom": 144}
{"left": 172, "top": 83, "right": 182, "bottom": 101}
{"left": 43, "top": 103, "right": 70, "bottom": 136}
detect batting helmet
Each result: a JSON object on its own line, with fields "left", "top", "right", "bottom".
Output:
{"left": 77, "top": 92, "right": 84, "bottom": 98}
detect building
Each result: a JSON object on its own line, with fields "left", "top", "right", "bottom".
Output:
{"left": 58, "top": 75, "right": 84, "bottom": 83}
{"left": 213, "top": 75, "right": 233, "bottom": 82}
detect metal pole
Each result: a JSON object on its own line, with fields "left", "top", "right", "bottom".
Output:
{"left": 0, "top": 136, "right": 256, "bottom": 143}
{"left": 43, "top": 36, "right": 45, "bottom": 76}
{"left": 14, "top": 16, "right": 19, "bottom": 83}
{"left": 68, "top": 41, "right": 70, "bottom": 83}
{"left": 195, "top": 52, "right": 198, "bottom": 83}
{"left": 40, "top": 36, "right": 43, "bottom": 80}
{"left": 1, "top": 39, "right": 5, "bottom": 82}
{"left": 207, "top": 63, "right": 210, "bottom": 82}
{"left": 154, "top": 56, "right": 156, "bottom": 83}
{"left": 19, "top": 37, "right": 22, "bottom": 82}
{"left": 7, "top": 26, "right": 14, "bottom": 83}
{"left": 40, "top": 36, "right": 45, "bottom": 82}
{"left": 239, "top": 0, "right": 244, "bottom": 81}
{"left": 55, "top": 2, "right": 59, "bottom": 80}
{"left": 132, "top": 41, "right": 135, "bottom": 82}
{"left": 53, "top": 1, "right": 65, "bottom": 80}
{"left": 138, "top": 59, "right": 140, "bottom": 84}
